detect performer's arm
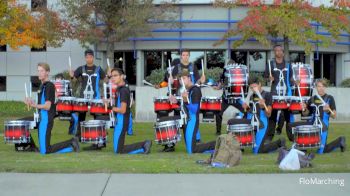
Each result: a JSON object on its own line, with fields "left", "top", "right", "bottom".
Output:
{"left": 111, "top": 102, "right": 127, "bottom": 114}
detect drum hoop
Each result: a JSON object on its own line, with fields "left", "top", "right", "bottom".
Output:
{"left": 81, "top": 120, "right": 106, "bottom": 126}
{"left": 295, "top": 125, "right": 320, "bottom": 133}
{"left": 5, "top": 120, "right": 31, "bottom": 126}
{"left": 227, "top": 124, "right": 253, "bottom": 132}
{"left": 155, "top": 120, "right": 177, "bottom": 127}
{"left": 58, "top": 96, "right": 76, "bottom": 101}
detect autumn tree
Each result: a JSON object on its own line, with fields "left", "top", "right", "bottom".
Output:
{"left": 60, "top": 0, "right": 178, "bottom": 66}
{"left": 214, "top": 0, "right": 350, "bottom": 60}
{"left": 0, "top": 0, "right": 69, "bottom": 50}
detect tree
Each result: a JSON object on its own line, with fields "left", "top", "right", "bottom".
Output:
{"left": 214, "top": 0, "right": 350, "bottom": 60}
{"left": 0, "top": 0, "right": 69, "bottom": 50}
{"left": 60, "top": 0, "right": 178, "bottom": 67}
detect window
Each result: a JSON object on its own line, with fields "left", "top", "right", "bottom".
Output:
{"left": 249, "top": 51, "right": 266, "bottom": 72}
{"left": 0, "top": 45, "right": 6, "bottom": 52}
{"left": 290, "top": 52, "right": 306, "bottom": 63}
{"left": 145, "top": 51, "right": 162, "bottom": 77}
{"left": 31, "top": 0, "right": 47, "bottom": 11}
{"left": 114, "top": 51, "right": 136, "bottom": 85}
{"left": 31, "top": 44, "right": 46, "bottom": 52}
{"left": 0, "top": 76, "right": 6, "bottom": 91}
{"left": 313, "top": 53, "right": 337, "bottom": 86}
{"left": 207, "top": 51, "right": 225, "bottom": 69}
{"left": 30, "top": 76, "right": 41, "bottom": 92}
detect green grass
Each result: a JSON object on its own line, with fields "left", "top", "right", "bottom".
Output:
{"left": 0, "top": 111, "right": 349, "bottom": 173}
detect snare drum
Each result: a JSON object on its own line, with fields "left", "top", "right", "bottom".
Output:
{"left": 52, "top": 80, "right": 71, "bottom": 97}
{"left": 224, "top": 64, "right": 249, "bottom": 99}
{"left": 56, "top": 96, "right": 75, "bottom": 114}
{"left": 154, "top": 116, "right": 181, "bottom": 145}
{"left": 227, "top": 119, "right": 254, "bottom": 148}
{"left": 80, "top": 120, "right": 107, "bottom": 144}
{"left": 73, "top": 98, "right": 89, "bottom": 113}
{"left": 289, "top": 96, "right": 303, "bottom": 113}
{"left": 293, "top": 125, "right": 321, "bottom": 149}
{"left": 292, "top": 63, "right": 313, "bottom": 97}
{"left": 153, "top": 96, "right": 172, "bottom": 112}
{"left": 272, "top": 96, "right": 289, "bottom": 110}
{"left": 90, "top": 99, "right": 110, "bottom": 115}
{"left": 4, "top": 120, "right": 31, "bottom": 144}
{"left": 200, "top": 97, "right": 222, "bottom": 122}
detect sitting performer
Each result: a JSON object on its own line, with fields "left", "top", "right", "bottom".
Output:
{"left": 265, "top": 45, "right": 295, "bottom": 141}
{"left": 108, "top": 68, "right": 152, "bottom": 154}
{"left": 69, "top": 49, "right": 109, "bottom": 138}
{"left": 180, "top": 70, "right": 216, "bottom": 154}
{"left": 214, "top": 59, "right": 246, "bottom": 135}
{"left": 287, "top": 79, "right": 346, "bottom": 153}
{"left": 54, "top": 74, "right": 78, "bottom": 136}
{"left": 25, "top": 63, "right": 80, "bottom": 154}
{"left": 244, "top": 76, "right": 286, "bottom": 154}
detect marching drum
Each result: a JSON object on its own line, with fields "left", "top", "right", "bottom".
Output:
{"left": 4, "top": 120, "right": 31, "bottom": 144}
{"left": 153, "top": 96, "right": 172, "bottom": 114}
{"left": 292, "top": 63, "right": 313, "bottom": 97}
{"left": 272, "top": 96, "right": 289, "bottom": 110}
{"left": 52, "top": 80, "right": 71, "bottom": 97}
{"left": 56, "top": 96, "right": 75, "bottom": 114}
{"left": 80, "top": 120, "right": 107, "bottom": 144}
{"left": 106, "top": 82, "right": 118, "bottom": 100}
{"left": 293, "top": 125, "right": 321, "bottom": 149}
{"left": 224, "top": 64, "right": 249, "bottom": 99}
{"left": 154, "top": 116, "right": 181, "bottom": 145}
{"left": 90, "top": 99, "right": 110, "bottom": 115}
{"left": 227, "top": 119, "right": 254, "bottom": 148}
{"left": 73, "top": 98, "right": 89, "bottom": 113}
{"left": 200, "top": 97, "right": 221, "bottom": 122}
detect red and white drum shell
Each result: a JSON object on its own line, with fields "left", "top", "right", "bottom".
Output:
{"left": 4, "top": 120, "right": 31, "bottom": 144}
{"left": 293, "top": 125, "right": 321, "bottom": 149}
{"left": 73, "top": 98, "right": 89, "bottom": 113}
{"left": 292, "top": 64, "right": 313, "bottom": 97}
{"left": 90, "top": 99, "right": 110, "bottom": 115}
{"left": 154, "top": 116, "right": 181, "bottom": 145}
{"left": 200, "top": 97, "right": 222, "bottom": 111}
{"left": 153, "top": 96, "right": 172, "bottom": 112}
{"left": 56, "top": 96, "right": 75, "bottom": 114}
{"left": 80, "top": 120, "right": 107, "bottom": 144}
{"left": 224, "top": 65, "right": 249, "bottom": 98}
{"left": 52, "top": 80, "right": 71, "bottom": 97}
{"left": 272, "top": 96, "right": 289, "bottom": 110}
{"left": 227, "top": 119, "right": 254, "bottom": 148}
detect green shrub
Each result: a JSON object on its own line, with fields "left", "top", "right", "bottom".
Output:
{"left": 0, "top": 101, "right": 34, "bottom": 117}
{"left": 145, "top": 68, "right": 166, "bottom": 85}
{"left": 340, "top": 78, "right": 350, "bottom": 87}
{"left": 199, "top": 67, "right": 223, "bottom": 83}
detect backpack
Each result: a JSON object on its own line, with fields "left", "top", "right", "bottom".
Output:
{"left": 211, "top": 132, "right": 242, "bottom": 167}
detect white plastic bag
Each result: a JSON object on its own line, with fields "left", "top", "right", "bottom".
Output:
{"left": 279, "top": 148, "right": 305, "bottom": 171}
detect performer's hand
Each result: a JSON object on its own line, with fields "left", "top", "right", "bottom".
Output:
{"left": 213, "top": 83, "right": 221, "bottom": 90}
{"left": 29, "top": 99, "right": 37, "bottom": 108}
{"left": 154, "top": 84, "right": 160, "bottom": 89}
{"left": 107, "top": 67, "right": 112, "bottom": 78}
{"left": 242, "top": 103, "right": 249, "bottom": 111}
{"left": 301, "top": 102, "right": 307, "bottom": 111}
{"left": 324, "top": 104, "right": 331, "bottom": 112}
{"left": 169, "top": 95, "right": 177, "bottom": 104}
{"left": 258, "top": 99, "right": 266, "bottom": 108}
{"left": 295, "top": 79, "right": 300, "bottom": 86}
{"left": 102, "top": 98, "right": 110, "bottom": 105}
{"left": 269, "top": 76, "right": 274, "bottom": 82}
{"left": 200, "top": 74, "right": 206, "bottom": 84}
{"left": 181, "top": 92, "right": 188, "bottom": 102}
{"left": 69, "top": 69, "right": 74, "bottom": 78}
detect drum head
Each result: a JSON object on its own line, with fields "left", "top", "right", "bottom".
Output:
{"left": 5, "top": 120, "right": 31, "bottom": 126}
{"left": 81, "top": 120, "right": 106, "bottom": 126}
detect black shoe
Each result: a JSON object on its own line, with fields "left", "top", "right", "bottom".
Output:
{"left": 143, "top": 140, "right": 152, "bottom": 154}
{"left": 276, "top": 127, "right": 282, "bottom": 135}
{"left": 280, "top": 138, "right": 286, "bottom": 148}
{"left": 340, "top": 136, "right": 346, "bottom": 152}
{"left": 72, "top": 137, "right": 80, "bottom": 152}
{"left": 163, "top": 145, "right": 175, "bottom": 152}
{"left": 82, "top": 144, "right": 103, "bottom": 151}
{"left": 196, "top": 139, "right": 201, "bottom": 144}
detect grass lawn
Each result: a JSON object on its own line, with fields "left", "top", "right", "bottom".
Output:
{"left": 0, "top": 102, "right": 349, "bottom": 173}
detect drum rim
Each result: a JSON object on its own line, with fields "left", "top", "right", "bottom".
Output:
{"left": 227, "top": 124, "right": 253, "bottom": 132}
{"left": 155, "top": 120, "right": 178, "bottom": 127}
{"left": 294, "top": 125, "right": 320, "bottom": 132}
{"left": 57, "top": 96, "right": 76, "bottom": 100}
{"left": 81, "top": 120, "right": 106, "bottom": 126}
{"left": 90, "top": 99, "right": 104, "bottom": 103}
{"left": 4, "top": 120, "right": 31, "bottom": 125}
{"left": 74, "top": 98, "right": 89, "bottom": 102}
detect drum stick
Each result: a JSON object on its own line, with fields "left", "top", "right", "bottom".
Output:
{"left": 29, "top": 82, "right": 32, "bottom": 98}
{"left": 69, "top": 56, "right": 72, "bottom": 70}
{"left": 181, "top": 77, "right": 190, "bottom": 103}
{"left": 201, "top": 59, "right": 205, "bottom": 76}
{"left": 109, "top": 82, "right": 113, "bottom": 106}
{"left": 107, "top": 58, "right": 110, "bottom": 69}
{"left": 268, "top": 60, "right": 272, "bottom": 77}
{"left": 168, "top": 59, "right": 172, "bottom": 95}
{"left": 255, "top": 90, "right": 268, "bottom": 111}
{"left": 103, "top": 83, "right": 107, "bottom": 111}
{"left": 297, "top": 84, "right": 303, "bottom": 109}
{"left": 25, "top": 83, "right": 29, "bottom": 111}
{"left": 315, "top": 93, "right": 335, "bottom": 115}
{"left": 142, "top": 80, "right": 154, "bottom": 87}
